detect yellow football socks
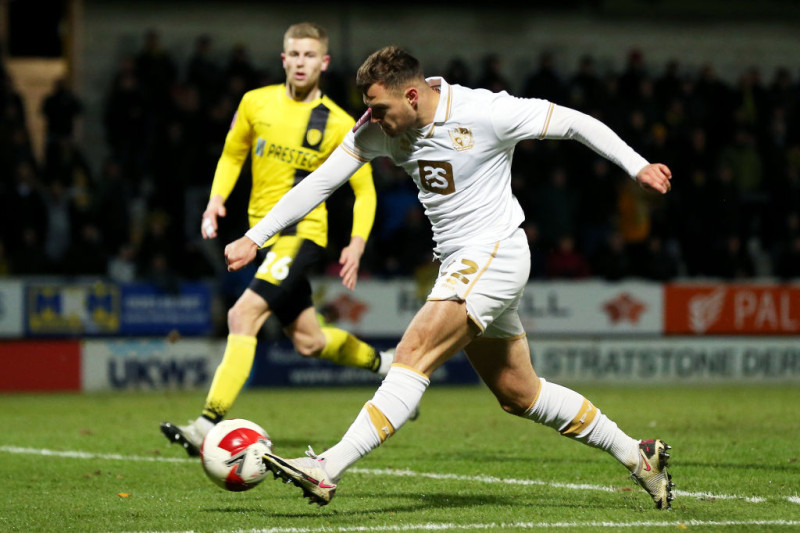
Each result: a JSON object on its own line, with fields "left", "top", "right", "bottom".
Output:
{"left": 320, "top": 327, "right": 380, "bottom": 371}
{"left": 202, "top": 334, "right": 257, "bottom": 422}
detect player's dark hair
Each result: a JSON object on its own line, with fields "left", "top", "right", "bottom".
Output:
{"left": 356, "top": 46, "right": 424, "bottom": 94}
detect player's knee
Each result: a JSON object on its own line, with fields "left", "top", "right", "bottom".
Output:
{"left": 293, "top": 334, "right": 325, "bottom": 358}
{"left": 499, "top": 399, "right": 529, "bottom": 417}
{"left": 226, "top": 305, "right": 248, "bottom": 332}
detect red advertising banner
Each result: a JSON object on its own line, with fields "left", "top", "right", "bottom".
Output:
{"left": 665, "top": 284, "right": 800, "bottom": 335}
{"left": 0, "top": 340, "right": 81, "bottom": 391}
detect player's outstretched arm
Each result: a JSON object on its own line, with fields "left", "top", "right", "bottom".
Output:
{"left": 245, "top": 146, "right": 365, "bottom": 247}
{"left": 636, "top": 163, "right": 672, "bottom": 194}
{"left": 339, "top": 235, "right": 365, "bottom": 290}
{"left": 224, "top": 236, "right": 258, "bottom": 272}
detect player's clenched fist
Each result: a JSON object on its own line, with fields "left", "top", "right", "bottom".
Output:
{"left": 224, "top": 236, "right": 259, "bottom": 271}
{"left": 636, "top": 163, "right": 672, "bottom": 194}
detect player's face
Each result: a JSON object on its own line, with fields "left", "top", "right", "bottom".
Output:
{"left": 282, "top": 38, "right": 330, "bottom": 92}
{"left": 363, "top": 83, "right": 416, "bottom": 137}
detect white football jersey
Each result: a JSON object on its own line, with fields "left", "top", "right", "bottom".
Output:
{"left": 246, "top": 77, "right": 649, "bottom": 252}
{"left": 343, "top": 78, "right": 557, "bottom": 256}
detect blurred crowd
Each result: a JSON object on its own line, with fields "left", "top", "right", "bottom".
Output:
{"left": 1, "top": 30, "right": 799, "bottom": 288}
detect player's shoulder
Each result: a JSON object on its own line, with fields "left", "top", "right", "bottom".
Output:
{"left": 241, "top": 84, "right": 284, "bottom": 105}
{"left": 320, "top": 95, "right": 358, "bottom": 126}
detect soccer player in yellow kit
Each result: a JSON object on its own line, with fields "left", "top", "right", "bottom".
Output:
{"left": 161, "top": 23, "right": 395, "bottom": 456}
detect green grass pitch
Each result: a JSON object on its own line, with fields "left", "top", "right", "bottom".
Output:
{"left": 1, "top": 384, "right": 798, "bottom": 532}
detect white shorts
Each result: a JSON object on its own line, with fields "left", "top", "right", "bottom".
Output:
{"left": 428, "top": 228, "right": 530, "bottom": 338}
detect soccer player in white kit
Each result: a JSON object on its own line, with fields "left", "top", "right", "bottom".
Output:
{"left": 224, "top": 46, "right": 675, "bottom": 509}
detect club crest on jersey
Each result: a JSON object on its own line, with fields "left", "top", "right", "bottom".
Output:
{"left": 449, "top": 126, "right": 473, "bottom": 152}
{"left": 306, "top": 128, "right": 323, "bottom": 146}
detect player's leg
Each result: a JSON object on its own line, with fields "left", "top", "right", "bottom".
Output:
{"left": 262, "top": 298, "right": 477, "bottom": 504}
{"left": 161, "top": 288, "right": 270, "bottom": 456}
{"left": 260, "top": 229, "right": 519, "bottom": 504}
{"left": 465, "top": 334, "right": 673, "bottom": 509}
{"left": 262, "top": 236, "right": 392, "bottom": 374}
{"left": 285, "top": 305, "right": 392, "bottom": 375}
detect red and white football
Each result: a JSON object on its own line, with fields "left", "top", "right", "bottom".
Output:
{"left": 200, "top": 418, "right": 273, "bottom": 492}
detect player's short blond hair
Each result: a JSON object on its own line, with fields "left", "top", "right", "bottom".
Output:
{"left": 283, "top": 22, "right": 329, "bottom": 54}
{"left": 356, "top": 46, "right": 425, "bottom": 95}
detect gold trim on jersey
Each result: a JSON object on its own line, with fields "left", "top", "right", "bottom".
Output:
{"left": 341, "top": 144, "right": 370, "bottom": 163}
{"left": 539, "top": 102, "right": 556, "bottom": 139}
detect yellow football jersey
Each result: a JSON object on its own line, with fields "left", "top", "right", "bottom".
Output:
{"left": 210, "top": 84, "right": 376, "bottom": 248}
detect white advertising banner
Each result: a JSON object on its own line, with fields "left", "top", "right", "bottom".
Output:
{"left": 530, "top": 337, "right": 800, "bottom": 383}
{"left": 0, "top": 280, "right": 24, "bottom": 337}
{"left": 82, "top": 338, "right": 225, "bottom": 391}
{"left": 311, "top": 278, "right": 422, "bottom": 336}
{"left": 520, "top": 281, "right": 663, "bottom": 335}
{"left": 312, "top": 278, "right": 664, "bottom": 337}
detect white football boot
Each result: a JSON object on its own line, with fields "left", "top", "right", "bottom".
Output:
{"left": 262, "top": 447, "right": 337, "bottom": 506}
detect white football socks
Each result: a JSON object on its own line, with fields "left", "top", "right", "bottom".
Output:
{"left": 321, "top": 365, "right": 429, "bottom": 481}
{"left": 524, "top": 378, "right": 639, "bottom": 469}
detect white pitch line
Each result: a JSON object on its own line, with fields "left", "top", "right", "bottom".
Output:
{"left": 125, "top": 520, "right": 800, "bottom": 533}
{"left": 0, "top": 445, "right": 195, "bottom": 463}
{"left": 1, "top": 445, "right": 795, "bottom": 506}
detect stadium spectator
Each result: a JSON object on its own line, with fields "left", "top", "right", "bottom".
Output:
{"left": 773, "top": 232, "right": 800, "bottom": 280}
{"left": 521, "top": 51, "right": 566, "bottom": 104}
{"left": 9, "top": 226, "right": 51, "bottom": 275}
{"left": 2, "top": 161, "right": 48, "bottom": 255}
{"left": 134, "top": 29, "right": 178, "bottom": 116}
{"left": 443, "top": 57, "right": 471, "bottom": 87}
{"left": 616, "top": 176, "right": 652, "bottom": 270}
{"left": 94, "top": 158, "right": 132, "bottom": 255}
{"left": 232, "top": 45, "right": 675, "bottom": 510}
{"left": 590, "top": 231, "right": 633, "bottom": 281}
{"left": 530, "top": 166, "right": 579, "bottom": 250}
{"left": 107, "top": 243, "right": 137, "bottom": 283}
{"left": 135, "top": 209, "right": 176, "bottom": 279}
{"left": 42, "top": 137, "right": 92, "bottom": 187}
{"left": 712, "top": 234, "right": 756, "bottom": 280}
{"left": 618, "top": 48, "right": 648, "bottom": 102}
{"left": 546, "top": 234, "right": 592, "bottom": 279}
{"left": 160, "top": 22, "right": 396, "bottom": 459}
{"left": 566, "top": 54, "right": 604, "bottom": 112}
{"left": 185, "top": 34, "right": 223, "bottom": 109}
{"left": 41, "top": 77, "right": 83, "bottom": 149}
{"left": 653, "top": 59, "right": 683, "bottom": 110}
{"left": 61, "top": 222, "right": 107, "bottom": 276}
{"left": 640, "top": 235, "right": 680, "bottom": 281}
{"left": 474, "top": 53, "right": 512, "bottom": 93}
{"left": 577, "top": 157, "right": 622, "bottom": 259}
{"left": 42, "top": 179, "right": 73, "bottom": 272}
{"left": 223, "top": 43, "right": 258, "bottom": 94}
{"left": 103, "top": 56, "right": 148, "bottom": 187}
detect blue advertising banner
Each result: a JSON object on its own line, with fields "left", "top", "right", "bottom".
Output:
{"left": 27, "top": 282, "right": 121, "bottom": 335}
{"left": 119, "top": 283, "right": 212, "bottom": 336}
{"left": 26, "top": 282, "right": 212, "bottom": 337}
{"left": 249, "top": 339, "right": 480, "bottom": 387}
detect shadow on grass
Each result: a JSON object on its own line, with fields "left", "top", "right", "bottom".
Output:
{"left": 249, "top": 490, "right": 610, "bottom": 518}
